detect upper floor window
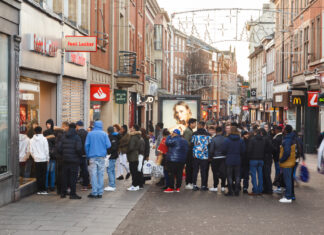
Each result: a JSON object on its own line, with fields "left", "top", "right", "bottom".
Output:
{"left": 154, "top": 25, "right": 162, "bottom": 50}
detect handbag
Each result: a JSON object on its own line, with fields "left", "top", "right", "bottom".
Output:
{"left": 299, "top": 163, "right": 309, "bottom": 182}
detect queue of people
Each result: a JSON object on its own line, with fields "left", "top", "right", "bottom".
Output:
{"left": 155, "top": 119, "right": 305, "bottom": 204}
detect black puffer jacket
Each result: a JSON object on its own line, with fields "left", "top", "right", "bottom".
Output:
{"left": 108, "top": 133, "right": 120, "bottom": 159}
{"left": 165, "top": 135, "right": 188, "bottom": 163}
{"left": 248, "top": 134, "right": 266, "bottom": 161}
{"left": 143, "top": 137, "right": 150, "bottom": 159}
{"left": 58, "top": 128, "right": 82, "bottom": 164}
{"left": 77, "top": 128, "right": 88, "bottom": 157}
{"left": 44, "top": 128, "right": 56, "bottom": 160}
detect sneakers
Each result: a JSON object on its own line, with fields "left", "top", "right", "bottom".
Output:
{"left": 163, "top": 188, "right": 174, "bottom": 193}
{"left": 209, "top": 187, "right": 218, "bottom": 192}
{"left": 116, "top": 175, "right": 124, "bottom": 180}
{"left": 225, "top": 192, "right": 233, "bottom": 196}
{"left": 126, "top": 173, "right": 131, "bottom": 180}
{"left": 201, "top": 186, "right": 209, "bottom": 191}
{"left": 127, "top": 186, "right": 139, "bottom": 191}
{"left": 279, "top": 197, "right": 292, "bottom": 203}
{"left": 70, "top": 194, "right": 82, "bottom": 200}
{"left": 104, "top": 186, "right": 116, "bottom": 192}
{"left": 87, "top": 194, "right": 97, "bottom": 199}
{"left": 221, "top": 187, "right": 226, "bottom": 192}
{"left": 174, "top": 188, "right": 180, "bottom": 193}
{"left": 192, "top": 185, "right": 200, "bottom": 191}
{"left": 185, "top": 184, "right": 193, "bottom": 190}
{"left": 37, "top": 191, "right": 42, "bottom": 195}
{"left": 273, "top": 188, "right": 283, "bottom": 194}
{"left": 40, "top": 191, "right": 48, "bottom": 195}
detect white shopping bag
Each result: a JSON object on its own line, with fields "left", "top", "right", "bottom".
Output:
{"left": 143, "top": 160, "right": 154, "bottom": 176}
{"left": 152, "top": 164, "right": 164, "bottom": 178}
{"left": 105, "top": 155, "right": 110, "bottom": 168}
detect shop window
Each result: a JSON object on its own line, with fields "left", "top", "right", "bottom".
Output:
{"left": 0, "top": 34, "right": 9, "bottom": 174}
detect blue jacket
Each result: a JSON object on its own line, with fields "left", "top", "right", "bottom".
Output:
{"left": 85, "top": 121, "right": 111, "bottom": 158}
{"left": 222, "top": 134, "right": 245, "bottom": 166}
{"left": 191, "top": 128, "right": 212, "bottom": 160}
{"left": 166, "top": 135, "right": 188, "bottom": 163}
{"left": 280, "top": 132, "right": 296, "bottom": 163}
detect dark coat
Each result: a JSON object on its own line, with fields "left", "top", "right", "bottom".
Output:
{"left": 108, "top": 133, "right": 120, "bottom": 159}
{"left": 272, "top": 133, "right": 283, "bottom": 162}
{"left": 209, "top": 135, "right": 226, "bottom": 159}
{"left": 263, "top": 135, "right": 273, "bottom": 164}
{"left": 143, "top": 137, "right": 150, "bottom": 159}
{"left": 241, "top": 138, "right": 250, "bottom": 166}
{"left": 58, "top": 128, "right": 82, "bottom": 164}
{"left": 222, "top": 134, "right": 245, "bottom": 166}
{"left": 119, "top": 133, "right": 130, "bottom": 154}
{"left": 44, "top": 128, "right": 56, "bottom": 160}
{"left": 248, "top": 134, "right": 266, "bottom": 161}
{"left": 165, "top": 135, "right": 188, "bottom": 163}
{"left": 127, "top": 131, "right": 141, "bottom": 162}
{"left": 77, "top": 128, "right": 88, "bottom": 157}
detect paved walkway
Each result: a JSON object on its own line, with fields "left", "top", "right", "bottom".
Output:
{"left": 0, "top": 171, "right": 150, "bottom": 235}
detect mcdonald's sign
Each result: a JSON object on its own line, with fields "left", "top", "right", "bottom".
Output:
{"left": 291, "top": 96, "right": 304, "bottom": 106}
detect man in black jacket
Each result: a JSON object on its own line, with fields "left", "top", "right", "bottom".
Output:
{"left": 76, "top": 121, "right": 89, "bottom": 191}
{"left": 104, "top": 126, "right": 120, "bottom": 192}
{"left": 43, "top": 119, "right": 56, "bottom": 191}
{"left": 261, "top": 128, "right": 273, "bottom": 194}
{"left": 272, "top": 126, "right": 283, "bottom": 193}
{"left": 58, "top": 123, "right": 82, "bottom": 199}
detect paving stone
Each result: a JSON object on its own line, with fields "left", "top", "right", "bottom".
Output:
{"left": 37, "top": 225, "right": 84, "bottom": 232}
{"left": 0, "top": 224, "right": 40, "bottom": 231}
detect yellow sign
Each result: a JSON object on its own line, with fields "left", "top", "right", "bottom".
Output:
{"left": 293, "top": 97, "right": 302, "bottom": 105}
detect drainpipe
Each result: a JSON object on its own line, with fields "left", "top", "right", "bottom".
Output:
{"left": 57, "top": 22, "right": 64, "bottom": 126}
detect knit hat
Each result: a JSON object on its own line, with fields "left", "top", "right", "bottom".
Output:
{"left": 107, "top": 126, "right": 114, "bottom": 134}
{"left": 76, "top": 120, "right": 84, "bottom": 127}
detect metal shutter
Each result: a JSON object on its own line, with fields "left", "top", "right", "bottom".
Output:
{"left": 62, "top": 78, "right": 84, "bottom": 122}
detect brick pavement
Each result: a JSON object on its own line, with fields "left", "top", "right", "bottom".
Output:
{"left": 0, "top": 170, "right": 150, "bottom": 235}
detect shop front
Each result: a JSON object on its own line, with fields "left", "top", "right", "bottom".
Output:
{"left": 0, "top": 0, "right": 21, "bottom": 206}
{"left": 89, "top": 84, "right": 110, "bottom": 123}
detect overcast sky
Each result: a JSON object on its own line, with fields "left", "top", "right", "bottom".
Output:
{"left": 158, "top": 0, "right": 271, "bottom": 79}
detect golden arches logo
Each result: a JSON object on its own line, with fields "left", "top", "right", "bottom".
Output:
{"left": 293, "top": 97, "right": 301, "bottom": 105}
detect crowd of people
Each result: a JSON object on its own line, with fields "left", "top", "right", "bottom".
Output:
{"left": 19, "top": 117, "right": 309, "bottom": 204}
{"left": 155, "top": 119, "right": 306, "bottom": 204}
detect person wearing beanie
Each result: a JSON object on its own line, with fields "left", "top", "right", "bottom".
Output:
{"left": 104, "top": 126, "right": 120, "bottom": 192}
{"left": 58, "top": 123, "right": 83, "bottom": 199}
{"left": 117, "top": 125, "right": 131, "bottom": 180}
{"left": 43, "top": 119, "right": 56, "bottom": 191}
{"left": 76, "top": 120, "right": 89, "bottom": 191}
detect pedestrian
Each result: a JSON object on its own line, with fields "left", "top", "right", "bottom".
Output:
{"left": 43, "top": 119, "right": 56, "bottom": 192}
{"left": 54, "top": 126, "right": 65, "bottom": 195}
{"left": 191, "top": 121, "right": 212, "bottom": 191}
{"left": 127, "top": 125, "right": 142, "bottom": 191}
{"left": 140, "top": 128, "right": 150, "bottom": 161}
{"left": 19, "top": 127, "right": 30, "bottom": 178}
{"left": 116, "top": 125, "right": 131, "bottom": 180}
{"left": 272, "top": 125, "right": 283, "bottom": 192}
{"left": 25, "top": 120, "right": 39, "bottom": 178}
{"left": 76, "top": 120, "right": 89, "bottom": 191}
{"left": 154, "top": 122, "right": 164, "bottom": 189}
{"left": 58, "top": 123, "right": 82, "bottom": 199}
{"left": 104, "top": 126, "right": 120, "bottom": 192}
{"left": 183, "top": 118, "right": 197, "bottom": 190}
{"left": 279, "top": 125, "right": 297, "bottom": 203}
{"left": 30, "top": 126, "right": 49, "bottom": 195}
{"left": 224, "top": 124, "right": 231, "bottom": 136}
{"left": 157, "top": 129, "right": 171, "bottom": 189}
{"left": 241, "top": 131, "right": 250, "bottom": 193}
{"left": 164, "top": 129, "right": 188, "bottom": 193}
{"left": 85, "top": 120, "right": 111, "bottom": 199}
{"left": 222, "top": 126, "right": 245, "bottom": 196}
{"left": 248, "top": 129, "right": 266, "bottom": 196}
{"left": 209, "top": 126, "right": 226, "bottom": 192}
{"left": 261, "top": 128, "right": 273, "bottom": 194}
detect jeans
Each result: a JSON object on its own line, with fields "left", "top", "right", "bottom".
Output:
{"left": 35, "top": 162, "right": 47, "bottom": 192}
{"left": 263, "top": 161, "right": 272, "bottom": 193}
{"left": 283, "top": 167, "right": 293, "bottom": 199}
{"left": 45, "top": 160, "right": 56, "bottom": 189}
{"left": 24, "top": 157, "right": 33, "bottom": 178}
{"left": 107, "top": 159, "right": 116, "bottom": 188}
{"left": 62, "top": 163, "right": 78, "bottom": 196}
{"left": 192, "top": 158, "right": 208, "bottom": 187}
{"left": 129, "top": 161, "right": 142, "bottom": 187}
{"left": 250, "top": 160, "right": 264, "bottom": 194}
{"left": 80, "top": 157, "right": 90, "bottom": 186}
{"left": 89, "top": 157, "right": 105, "bottom": 196}
{"left": 185, "top": 150, "right": 193, "bottom": 185}
{"left": 241, "top": 163, "right": 249, "bottom": 190}
{"left": 226, "top": 165, "right": 240, "bottom": 194}
{"left": 167, "top": 161, "right": 185, "bottom": 189}
{"left": 211, "top": 158, "right": 226, "bottom": 188}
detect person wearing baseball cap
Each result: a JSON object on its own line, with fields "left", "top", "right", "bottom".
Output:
{"left": 164, "top": 129, "right": 188, "bottom": 193}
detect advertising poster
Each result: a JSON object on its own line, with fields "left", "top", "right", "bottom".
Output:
{"left": 159, "top": 96, "right": 200, "bottom": 134}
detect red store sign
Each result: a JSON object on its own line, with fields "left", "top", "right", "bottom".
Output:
{"left": 308, "top": 91, "right": 319, "bottom": 107}
{"left": 28, "top": 34, "right": 58, "bottom": 57}
{"left": 90, "top": 84, "right": 110, "bottom": 102}
{"left": 67, "top": 52, "right": 86, "bottom": 66}
{"left": 242, "top": 106, "right": 249, "bottom": 111}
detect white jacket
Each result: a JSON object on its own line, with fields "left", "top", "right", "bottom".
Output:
{"left": 19, "top": 134, "right": 30, "bottom": 162}
{"left": 318, "top": 139, "right": 324, "bottom": 171}
{"left": 30, "top": 134, "right": 49, "bottom": 162}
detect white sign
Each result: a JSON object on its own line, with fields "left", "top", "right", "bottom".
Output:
{"left": 275, "top": 95, "right": 283, "bottom": 103}
{"left": 19, "top": 93, "right": 35, "bottom": 101}
{"left": 63, "top": 36, "right": 97, "bottom": 52}
{"left": 273, "top": 83, "right": 288, "bottom": 94}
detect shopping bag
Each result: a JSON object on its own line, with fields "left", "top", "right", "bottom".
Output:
{"left": 152, "top": 164, "right": 164, "bottom": 178}
{"left": 299, "top": 163, "right": 309, "bottom": 183}
{"left": 105, "top": 155, "right": 110, "bottom": 168}
{"left": 143, "top": 160, "right": 154, "bottom": 177}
